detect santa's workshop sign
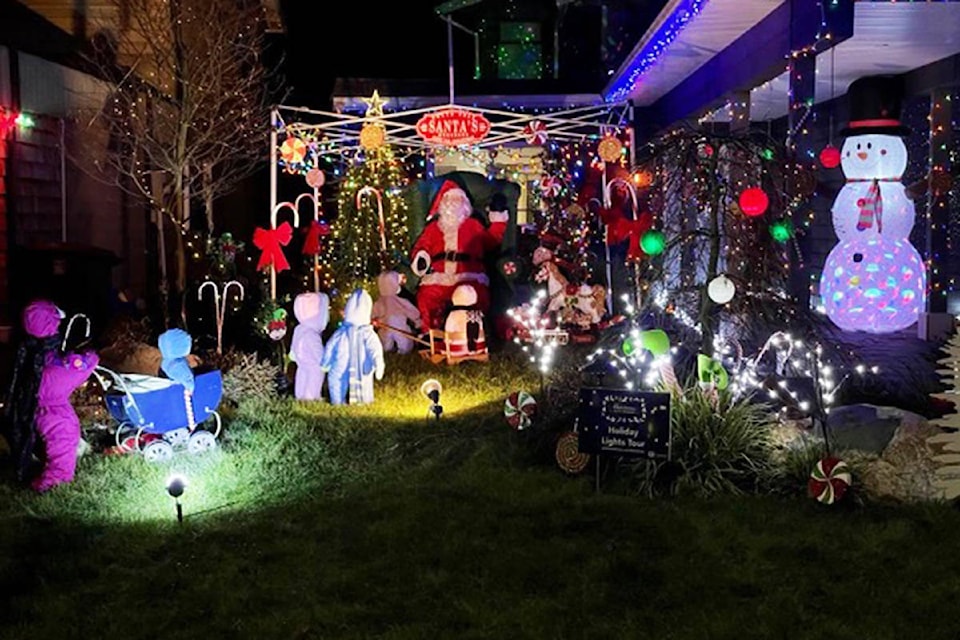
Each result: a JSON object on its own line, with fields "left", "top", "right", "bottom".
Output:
{"left": 416, "top": 108, "right": 491, "bottom": 146}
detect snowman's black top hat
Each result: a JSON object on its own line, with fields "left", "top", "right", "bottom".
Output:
{"left": 839, "top": 75, "right": 911, "bottom": 137}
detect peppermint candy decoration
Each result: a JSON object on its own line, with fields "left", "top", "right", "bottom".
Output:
{"left": 523, "top": 120, "right": 548, "bottom": 146}
{"left": 504, "top": 391, "right": 537, "bottom": 430}
{"left": 808, "top": 457, "right": 852, "bottom": 504}
{"left": 539, "top": 175, "right": 562, "bottom": 199}
{"left": 555, "top": 431, "right": 590, "bottom": 474}
{"left": 501, "top": 259, "right": 518, "bottom": 277}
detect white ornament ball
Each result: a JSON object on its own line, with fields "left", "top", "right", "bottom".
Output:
{"left": 707, "top": 275, "right": 736, "bottom": 305}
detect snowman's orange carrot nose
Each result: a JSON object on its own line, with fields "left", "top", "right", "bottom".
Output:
{"left": 857, "top": 152, "right": 868, "bottom": 160}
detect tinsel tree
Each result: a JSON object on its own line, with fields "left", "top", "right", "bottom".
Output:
{"left": 636, "top": 127, "right": 813, "bottom": 353}
{"left": 329, "top": 143, "right": 411, "bottom": 296}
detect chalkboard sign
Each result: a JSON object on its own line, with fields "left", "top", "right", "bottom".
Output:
{"left": 577, "top": 387, "right": 671, "bottom": 459}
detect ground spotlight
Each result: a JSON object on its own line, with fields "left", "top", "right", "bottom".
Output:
{"left": 420, "top": 379, "right": 443, "bottom": 421}
{"left": 166, "top": 475, "right": 187, "bottom": 523}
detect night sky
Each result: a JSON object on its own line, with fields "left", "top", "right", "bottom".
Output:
{"left": 278, "top": 0, "right": 451, "bottom": 109}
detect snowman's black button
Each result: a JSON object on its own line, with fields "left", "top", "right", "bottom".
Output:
{"left": 853, "top": 253, "right": 863, "bottom": 263}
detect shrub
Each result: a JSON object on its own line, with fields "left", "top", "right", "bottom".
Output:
{"left": 663, "top": 386, "right": 777, "bottom": 496}
{"left": 222, "top": 352, "right": 279, "bottom": 406}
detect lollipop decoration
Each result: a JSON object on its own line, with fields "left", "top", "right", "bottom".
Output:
{"left": 808, "top": 457, "right": 852, "bottom": 504}
{"left": 198, "top": 280, "right": 245, "bottom": 355}
{"left": 523, "top": 120, "right": 548, "bottom": 146}
{"left": 305, "top": 168, "right": 325, "bottom": 190}
{"left": 555, "top": 431, "right": 590, "bottom": 474}
{"left": 504, "top": 391, "right": 537, "bottom": 430}
{"left": 280, "top": 136, "right": 307, "bottom": 165}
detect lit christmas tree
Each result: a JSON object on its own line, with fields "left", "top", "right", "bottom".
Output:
{"left": 327, "top": 92, "right": 412, "bottom": 296}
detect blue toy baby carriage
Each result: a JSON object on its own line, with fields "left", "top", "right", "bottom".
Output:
{"left": 93, "top": 366, "right": 223, "bottom": 462}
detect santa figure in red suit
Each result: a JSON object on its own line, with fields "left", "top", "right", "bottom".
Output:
{"left": 411, "top": 180, "right": 509, "bottom": 330}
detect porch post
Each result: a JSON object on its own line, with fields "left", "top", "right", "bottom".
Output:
{"left": 919, "top": 87, "right": 954, "bottom": 340}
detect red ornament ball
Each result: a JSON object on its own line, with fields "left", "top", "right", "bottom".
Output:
{"left": 819, "top": 145, "right": 841, "bottom": 169}
{"left": 738, "top": 187, "right": 769, "bottom": 217}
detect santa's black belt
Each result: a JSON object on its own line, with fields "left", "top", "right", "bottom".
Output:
{"left": 432, "top": 252, "right": 475, "bottom": 262}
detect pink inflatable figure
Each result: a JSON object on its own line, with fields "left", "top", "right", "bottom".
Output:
{"left": 32, "top": 349, "right": 99, "bottom": 492}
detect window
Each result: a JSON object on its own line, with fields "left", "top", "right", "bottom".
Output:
{"left": 497, "top": 22, "right": 542, "bottom": 80}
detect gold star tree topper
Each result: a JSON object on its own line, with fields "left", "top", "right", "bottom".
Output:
{"left": 362, "top": 90, "right": 387, "bottom": 118}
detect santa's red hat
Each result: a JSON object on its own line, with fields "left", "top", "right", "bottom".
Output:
{"left": 429, "top": 179, "right": 469, "bottom": 218}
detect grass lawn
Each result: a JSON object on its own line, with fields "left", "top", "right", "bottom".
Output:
{"left": 3, "top": 353, "right": 960, "bottom": 639}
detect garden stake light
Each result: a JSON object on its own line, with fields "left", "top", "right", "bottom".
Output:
{"left": 420, "top": 379, "right": 443, "bottom": 421}
{"left": 166, "top": 475, "right": 187, "bottom": 524}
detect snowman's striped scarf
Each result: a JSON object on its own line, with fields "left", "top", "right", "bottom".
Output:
{"left": 846, "top": 177, "right": 901, "bottom": 233}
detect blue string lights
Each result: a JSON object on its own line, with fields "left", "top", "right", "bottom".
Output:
{"left": 604, "top": 0, "right": 711, "bottom": 103}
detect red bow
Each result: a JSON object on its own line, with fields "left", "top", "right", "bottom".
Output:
{"left": 302, "top": 220, "right": 331, "bottom": 256}
{"left": 254, "top": 222, "right": 293, "bottom": 272}
{"left": 600, "top": 207, "right": 653, "bottom": 263}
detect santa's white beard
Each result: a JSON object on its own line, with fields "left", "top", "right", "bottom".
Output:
{"left": 438, "top": 208, "right": 467, "bottom": 252}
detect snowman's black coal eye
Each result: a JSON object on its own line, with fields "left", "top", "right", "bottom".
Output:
{"left": 857, "top": 143, "right": 861, "bottom": 150}
{"left": 867, "top": 142, "right": 872, "bottom": 150}
{"left": 853, "top": 253, "right": 863, "bottom": 263}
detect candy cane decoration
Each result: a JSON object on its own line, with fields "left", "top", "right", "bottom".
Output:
{"left": 293, "top": 193, "right": 323, "bottom": 293}
{"left": 604, "top": 177, "right": 642, "bottom": 306}
{"left": 603, "top": 178, "right": 639, "bottom": 216}
{"left": 269, "top": 201, "right": 301, "bottom": 300}
{"left": 356, "top": 186, "right": 387, "bottom": 262}
{"left": 62, "top": 313, "right": 90, "bottom": 352}
{"left": 199, "top": 280, "right": 245, "bottom": 355}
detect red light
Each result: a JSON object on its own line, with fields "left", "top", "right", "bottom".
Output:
{"left": 738, "top": 187, "right": 769, "bottom": 217}
{"left": 819, "top": 145, "right": 841, "bottom": 169}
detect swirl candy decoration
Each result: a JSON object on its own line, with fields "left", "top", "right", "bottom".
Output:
{"left": 808, "top": 457, "right": 852, "bottom": 504}
{"left": 504, "top": 391, "right": 537, "bottom": 430}
{"left": 539, "top": 175, "right": 562, "bottom": 199}
{"left": 555, "top": 431, "right": 590, "bottom": 474}
{"left": 523, "top": 120, "right": 548, "bottom": 146}
{"left": 280, "top": 136, "right": 307, "bottom": 165}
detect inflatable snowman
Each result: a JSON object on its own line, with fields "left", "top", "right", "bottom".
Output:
{"left": 820, "top": 76, "right": 926, "bottom": 333}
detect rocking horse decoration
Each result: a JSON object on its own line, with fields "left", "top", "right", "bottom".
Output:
{"left": 531, "top": 245, "right": 606, "bottom": 337}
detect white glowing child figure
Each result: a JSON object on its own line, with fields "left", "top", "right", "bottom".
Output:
{"left": 820, "top": 75, "right": 926, "bottom": 334}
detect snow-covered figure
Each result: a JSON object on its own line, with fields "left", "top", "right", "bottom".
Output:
{"left": 321, "top": 289, "right": 385, "bottom": 405}
{"left": 410, "top": 180, "right": 508, "bottom": 330}
{"left": 158, "top": 328, "right": 195, "bottom": 393}
{"left": 290, "top": 292, "right": 330, "bottom": 400}
{"left": 372, "top": 271, "right": 421, "bottom": 354}
{"left": 820, "top": 75, "right": 926, "bottom": 333}
{"left": 444, "top": 284, "right": 487, "bottom": 360}
{"left": 32, "top": 349, "right": 98, "bottom": 492}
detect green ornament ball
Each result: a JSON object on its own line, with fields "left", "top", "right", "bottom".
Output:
{"left": 769, "top": 219, "right": 794, "bottom": 244}
{"left": 640, "top": 230, "right": 666, "bottom": 256}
